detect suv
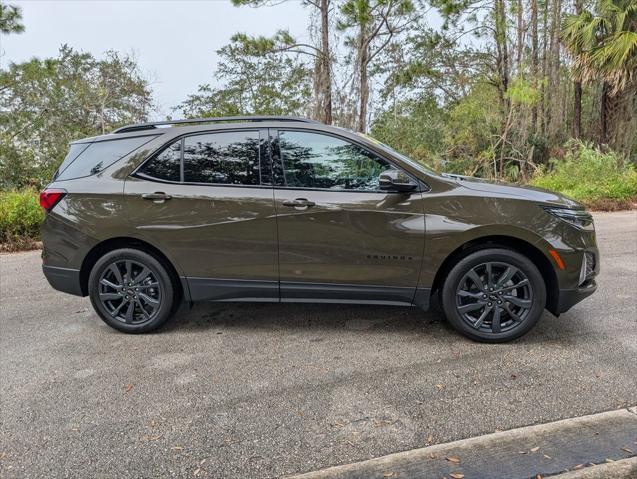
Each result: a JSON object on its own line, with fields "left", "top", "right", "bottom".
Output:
{"left": 40, "top": 116, "right": 599, "bottom": 342}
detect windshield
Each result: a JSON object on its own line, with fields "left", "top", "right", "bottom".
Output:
{"left": 354, "top": 132, "right": 439, "bottom": 176}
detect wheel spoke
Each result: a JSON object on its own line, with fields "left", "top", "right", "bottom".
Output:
{"left": 108, "top": 265, "right": 123, "bottom": 285}
{"left": 100, "top": 278, "right": 119, "bottom": 290}
{"left": 458, "top": 302, "right": 485, "bottom": 314}
{"left": 137, "top": 282, "right": 159, "bottom": 290}
{"left": 124, "top": 301, "right": 135, "bottom": 323}
{"left": 125, "top": 261, "right": 133, "bottom": 284}
{"left": 473, "top": 305, "right": 492, "bottom": 329}
{"left": 499, "top": 279, "right": 529, "bottom": 292}
{"left": 486, "top": 263, "right": 493, "bottom": 288}
{"left": 457, "top": 290, "right": 484, "bottom": 299}
{"left": 132, "top": 267, "right": 151, "bottom": 286}
{"left": 503, "top": 302, "right": 522, "bottom": 322}
{"left": 99, "top": 292, "right": 121, "bottom": 301}
{"left": 136, "top": 299, "right": 151, "bottom": 320}
{"left": 139, "top": 292, "right": 159, "bottom": 306}
{"left": 110, "top": 299, "right": 127, "bottom": 317}
{"left": 467, "top": 270, "right": 485, "bottom": 291}
{"left": 504, "top": 295, "right": 532, "bottom": 309}
{"left": 495, "top": 266, "right": 517, "bottom": 289}
{"left": 491, "top": 306, "right": 501, "bottom": 333}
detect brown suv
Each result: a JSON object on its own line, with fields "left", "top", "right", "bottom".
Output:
{"left": 40, "top": 116, "right": 599, "bottom": 342}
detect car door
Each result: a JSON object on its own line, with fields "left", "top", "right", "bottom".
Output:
{"left": 271, "top": 128, "right": 426, "bottom": 305}
{"left": 124, "top": 128, "right": 279, "bottom": 302}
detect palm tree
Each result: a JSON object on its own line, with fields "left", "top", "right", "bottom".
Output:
{"left": 561, "top": 0, "right": 637, "bottom": 149}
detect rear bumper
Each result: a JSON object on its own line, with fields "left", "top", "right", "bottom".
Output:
{"left": 42, "top": 265, "right": 84, "bottom": 296}
{"left": 551, "top": 280, "right": 597, "bottom": 315}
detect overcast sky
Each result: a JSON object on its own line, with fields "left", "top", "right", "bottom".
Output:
{"left": 0, "top": 0, "right": 310, "bottom": 118}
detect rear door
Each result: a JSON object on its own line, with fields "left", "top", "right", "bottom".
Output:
{"left": 270, "top": 128, "right": 426, "bottom": 305}
{"left": 124, "top": 128, "right": 279, "bottom": 302}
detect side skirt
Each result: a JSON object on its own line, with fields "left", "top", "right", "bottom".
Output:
{"left": 182, "top": 277, "right": 431, "bottom": 310}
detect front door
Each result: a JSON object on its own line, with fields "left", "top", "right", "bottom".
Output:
{"left": 124, "top": 128, "right": 279, "bottom": 302}
{"left": 271, "top": 129, "right": 426, "bottom": 305}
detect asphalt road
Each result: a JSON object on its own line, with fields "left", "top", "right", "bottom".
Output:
{"left": 1, "top": 211, "right": 636, "bottom": 478}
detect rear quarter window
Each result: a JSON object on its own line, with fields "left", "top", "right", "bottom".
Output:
{"left": 55, "top": 135, "right": 157, "bottom": 181}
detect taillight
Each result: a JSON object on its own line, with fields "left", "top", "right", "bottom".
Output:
{"left": 39, "top": 188, "right": 67, "bottom": 212}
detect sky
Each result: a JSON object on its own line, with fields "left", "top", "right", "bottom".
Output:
{"left": 0, "top": 0, "right": 310, "bottom": 118}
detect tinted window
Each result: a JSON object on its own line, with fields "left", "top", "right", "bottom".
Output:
{"left": 138, "top": 140, "right": 181, "bottom": 182}
{"left": 56, "top": 136, "right": 156, "bottom": 181}
{"left": 183, "top": 131, "right": 260, "bottom": 185}
{"left": 54, "top": 143, "right": 90, "bottom": 179}
{"left": 278, "top": 131, "right": 393, "bottom": 191}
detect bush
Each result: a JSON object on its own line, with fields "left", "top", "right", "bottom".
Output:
{"left": 531, "top": 141, "right": 637, "bottom": 210}
{"left": 0, "top": 189, "right": 44, "bottom": 251}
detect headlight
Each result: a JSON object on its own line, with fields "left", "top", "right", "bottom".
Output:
{"left": 543, "top": 207, "right": 594, "bottom": 230}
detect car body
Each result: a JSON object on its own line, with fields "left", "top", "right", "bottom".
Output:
{"left": 40, "top": 116, "right": 599, "bottom": 341}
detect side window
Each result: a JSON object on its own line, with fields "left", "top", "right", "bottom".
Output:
{"left": 137, "top": 140, "right": 181, "bottom": 182}
{"left": 183, "top": 131, "right": 260, "bottom": 185}
{"left": 55, "top": 135, "right": 157, "bottom": 181}
{"left": 278, "top": 131, "right": 393, "bottom": 191}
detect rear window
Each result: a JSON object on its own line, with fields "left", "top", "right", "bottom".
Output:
{"left": 55, "top": 136, "right": 157, "bottom": 181}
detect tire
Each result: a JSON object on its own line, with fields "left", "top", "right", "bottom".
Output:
{"left": 441, "top": 248, "right": 546, "bottom": 343}
{"left": 88, "top": 248, "right": 176, "bottom": 333}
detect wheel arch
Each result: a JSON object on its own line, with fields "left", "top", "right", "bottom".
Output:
{"left": 79, "top": 237, "right": 187, "bottom": 301}
{"left": 431, "top": 234, "right": 559, "bottom": 312}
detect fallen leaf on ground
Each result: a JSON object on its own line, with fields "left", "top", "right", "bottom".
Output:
{"left": 543, "top": 454, "right": 552, "bottom": 459}
{"left": 426, "top": 434, "right": 433, "bottom": 445}
{"left": 573, "top": 464, "right": 583, "bottom": 469}
{"left": 530, "top": 447, "right": 540, "bottom": 452}
{"left": 621, "top": 447, "right": 633, "bottom": 454}
{"left": 171, "top": 446, "right": 184, "bottom": 451}
{"left": 446, "top": 456, "right": 461, "bottom": 464}
{"left": 450, "top": 473, "right": 464, "bottom": 479}
{"left": 605, "top": 458, "right": 614, "bottom": 463}
{"left": 383, "top": 472, "right": 395, "bottom": 477}
{"left": 436, "top": 384, "right": 445, "bottom": 391}
{"left": 124, "top": 384, "right": 134, "bottom": 393}
{"left": 510, "top": 374, "right": 517, "bottom": 379}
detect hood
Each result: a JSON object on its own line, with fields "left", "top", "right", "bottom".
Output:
{"left": 441, "top": 173, "right": 583, "bottom": 209}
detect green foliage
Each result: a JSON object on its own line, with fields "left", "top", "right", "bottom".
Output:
{"left": 176, "top": 35, "right": 311, "bottom": 118}
{"left": 0, "top": 3, "right": 24, "bottom": 34}
{"left": 0, "top": 45, "right": 153, "bottom": 189}
{"left": 0, "top": 189, "right": 43, "bottom": 247}
{"left": 531, "top": 141, "right": 637, "bottom": 206}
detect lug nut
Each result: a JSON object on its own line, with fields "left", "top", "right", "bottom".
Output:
{"left": 488, "top": 302, "right": 492, "bottom": 306}
{"left": 483, "top": 294, "right": 488, "bottom": 299}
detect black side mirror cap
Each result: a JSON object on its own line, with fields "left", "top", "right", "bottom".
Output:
{"left": 379, "top": 169, "right": 418, "bottom": 192}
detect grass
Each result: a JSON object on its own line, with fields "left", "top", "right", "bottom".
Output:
{"left": 531, "top": 141, "right": 637, "bottom": 210}
{"left": 0, "top": 189, "right": 44, "bottom": 252}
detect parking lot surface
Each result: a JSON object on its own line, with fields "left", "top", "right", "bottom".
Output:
{"left": 1, "top": 211, "right": 636, "bottom": 478}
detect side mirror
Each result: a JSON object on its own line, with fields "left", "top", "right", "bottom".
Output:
{"left": 379, "top": 169, "right": 418, "bottom": 192}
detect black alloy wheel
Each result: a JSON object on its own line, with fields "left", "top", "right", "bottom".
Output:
{"left": 441, "top": 248, "right": 547, "bottom": 342}
{"left": 89, "top": 248, "right": 175, "bottom": 333}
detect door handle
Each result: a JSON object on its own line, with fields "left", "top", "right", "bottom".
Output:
{"left": 141, "top": 192, "right": 172, "bottom": 202}
{"left": 282, "top": 198, "right": 315, "bottom": 208}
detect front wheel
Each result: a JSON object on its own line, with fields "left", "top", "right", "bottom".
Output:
{"left": 88, "top": 248, "right": 175, "bottom": 333}
{"left": 441, "top": 248, "right": 547, "bottom": 343}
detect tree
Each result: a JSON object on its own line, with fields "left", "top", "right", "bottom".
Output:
{"left": 0, "top": 46, "right": 153, "bottom": 187}
{"left": 338, "top": 0, "right": 416, "bottom": 132}
{"left": 0, "top": 3, "right": 24, "bottom": 34}
{"left": 232, "top": 0, "right": 334, "bottom": 124}
{"left": 562, "top": 0, "right": 637, "bottom": 152}
{"left": 175, "top": 35, "right": 312, "bottom": 118}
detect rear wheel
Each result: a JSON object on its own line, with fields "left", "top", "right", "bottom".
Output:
{"left": 88, "top": 248, "right": 175, "bottom": 333}
{"left": 441, "top": 248, "right": 546, "bottom": 342}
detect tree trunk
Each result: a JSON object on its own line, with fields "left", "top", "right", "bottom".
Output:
{"left": 516, "top": 0, "right": 524, "bottom": 69}
{"left": 531, "top": 0, "right": 539, "bottom": 133}
{"left": 600, "top": 82, "right": 610, "bottom": 145}
{"left": 319, "top": 0, "right": 332, "bottom": 124}
{"left": 358, "top": 40, "right": 369, "bottom": 133}
{"left": 572, "top": 0, "right": 583, "bottom": 139}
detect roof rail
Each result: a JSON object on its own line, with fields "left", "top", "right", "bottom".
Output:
{"left": 112, "top": 116, "right": 320, "bottom": 134}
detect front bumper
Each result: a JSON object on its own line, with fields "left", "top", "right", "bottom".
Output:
{"left": 42, "top": 265, "right": 84, "bottom": 296}
{"left": 551, "top": 280, "right": 597, "bottom": 315}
